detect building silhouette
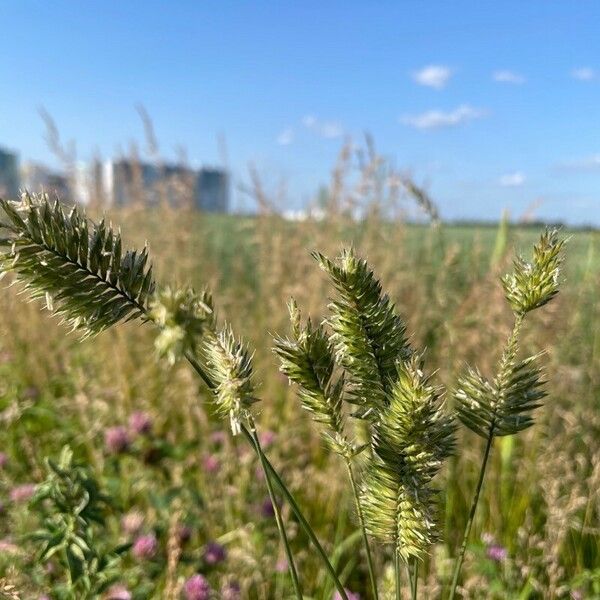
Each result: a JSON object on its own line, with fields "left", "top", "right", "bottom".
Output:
{"left": 103, "top": 159, "right": 229, "bottom": 211}
{"left": 0, "top": 147, "right": 20, "bottom": 199}
{"left": 196, "top": 168, "right": 229, "bottom": 212}
{"left": 21, "top": 162, "right": 71, "bottom": 203}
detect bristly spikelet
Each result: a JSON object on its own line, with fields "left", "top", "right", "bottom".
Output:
{"left": 313, "top": 248, "right": 411, "bottom": 419}
{"left": 203, "top": 326, "right": 259, "bottom": 434}
{"left": 361, "top": 355, "right": 455, "bottom": 562}
{"left": 0, "top": 193, "right": 155, "bottom": 337}
{"left": 501, "top": 228, "right": 564, "bottom": 315}
{"left": 149, "top": 286, "right": 214, "bottom": 364}
{"left": 456, "top": 229, "right": 564, "bottom": 438}
{"left": 274, "top": 298, "right": 352, "bottom": 456}
{"left": 455, "top": 355, "right": 547, "bottom": 438}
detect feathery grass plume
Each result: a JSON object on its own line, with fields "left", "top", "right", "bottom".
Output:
{"left": 0, "top": 192, "right": 155, "bottom": 337}
{"left": 202, "top": 326, "right": 259, "bottom": 434}
{"left": 149, "top": 285, "right": 214, "bottom": 364}
{"left": 274, "top": 298, "right": 354, "bottom": 457}
{"left": 455, "top": 229, "right": 564, "bottom": 439}
{"left": 501, "top": 228, "right": 564, "bottom": 315}
{"left": 361, "top": 354, "right": 455, "bottom": 562}
{"left": 454, "top": 355, "right": 546, "bottom": 438}
{"left": 448, "top": 228, "right": 565, "bottom": 599}
{"left": 313, "top": 248, "right": 411, "bottom": 419}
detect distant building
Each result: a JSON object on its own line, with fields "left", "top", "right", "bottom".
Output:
{"left": 21, "top": 162, "right": 70, "bottom": 202}
{"left": 0, "top": 147, "right": 20, "bottom": 199}
{"left": 103, "top": 159, "right": 229, "bottom": 212}
{"left": 195, "top": 168, "right": 229, "bottom": 212}
{"left": 103, "top": 159, "right": 161, "bottom": 206}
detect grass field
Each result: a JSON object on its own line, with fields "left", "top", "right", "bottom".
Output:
{"left": 0, "top": 205, "right": 599, "bottom": 599}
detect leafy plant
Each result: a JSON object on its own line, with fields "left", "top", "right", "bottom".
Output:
{"left": 28, "top": 446, "right": 126, "bottom": 599}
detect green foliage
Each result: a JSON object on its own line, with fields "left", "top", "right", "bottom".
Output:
{"left": 501, "top": 228, "right": 564, "bottom": 315}
{"left": 313, "top": 248, "right": 411, "bottom": 419}
{"left": 202, "top": 326, "right": 259, "bottom": 434}
{"left": 29, "top": 446, "right": 124, "bottom": 598}
{"left": 361, "top": 355, "right": 455, "bottom": 562}
{"left": 0, "top": 193, "right": 155, "bottom": 337}
{"left": 149, "top": 285, "right": 214, "bottom": 364}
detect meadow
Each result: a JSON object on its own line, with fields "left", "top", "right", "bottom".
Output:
{"left": 0, "top": 185, "right": 599, "bottom": 599}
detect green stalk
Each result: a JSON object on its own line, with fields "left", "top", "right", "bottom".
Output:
{"left": 345, "top": 458, "right": 379, "bottom": 600}
{"left": 249, "top": 417, "right": 302, "bottom": 599}
{"left": 411, "top": 559, "right": 419, "bottom": 600}
{"left": 395, "top": 549, "right": 402, "bottom": 600}
{"left": 184, "top": 351, "right": 349, "bottom": 600}
{"left": 448, "top": 315, "right": 523, "bottom": 599}
{"left": 448, "top": 431, "right": 493, "bottom": 599}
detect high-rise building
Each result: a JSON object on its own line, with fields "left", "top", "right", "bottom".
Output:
{"left": 195, "top": 168, "right": 229, "bottom": 212}
{"left": 21, "top": 162, "right": 70, "bottom": 202}
{"left": 103, "top": 159, "right": 229, "bottom": 212}
{"left": 0, "top": 147, "right": 20, "bottom": 199}
{"left": 102, "top": 159, "right": 161, "bottom": 206}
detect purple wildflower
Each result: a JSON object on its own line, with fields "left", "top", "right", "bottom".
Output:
{"left": 203, "top": 541, "right": 226, "bottom": 565}
{"left": 10, "top": 483, "right": 36, "bottom": 503}
{"left": 333, "top": 590, "right": 361, "bottom": 600}
{"left": 260, "top": 497, "right": 276, "bottom": 518}
{"left": 275, "top": 558, "right": 288, "bottom": 573}
{"left": 121, "top": 510, "right": 144, "bottom": 536}
{"left": 221, "top": 581, "right": 241, "bottom": 600}
{"left": 104, "top": 426, "right": 130, "bottom": 454}
{"left": 129, "top": 411, "right": 152, "bottom": 435}
{"left": 104, "top": 585, "right": 132, "bottom": 600}
{"left": 487, "top": 544, "right": 508, "bottom": 561}
{"left": 183, "top": 574, "right": 211, "bottom": 600}
{"left": 0, "top": 452, "right": 8, "bottom": 469}
{"left": 22, "top": 386, "right": 39, "bottom": 400}
{"left": 132, "top": 533, "right": 158, "bottom": 560}
{"left": 259, "top": 430, "right": 276, "bottom": 448}
{"left": 202, "top": 454, "right": 220, "bottom": 474}
{"left": 210, "top": 430, "right": 227, "bottom": 446}
{"left": 177, "top": 524, "right": 193, "bottom": 545}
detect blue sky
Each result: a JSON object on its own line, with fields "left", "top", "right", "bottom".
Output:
{"left": 2, "top": 1, "right": 600, "bottom": 223}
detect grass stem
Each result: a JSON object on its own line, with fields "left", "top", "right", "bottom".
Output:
{"left": 411, "top": 559, "right": 419, "bottom": 600}
{"left": 345, "top": 459, "right": 378, "bottom": 600}
{"left": 395, "top": 549, "right": 402, "bottom": 600}
{"left": 448, "top": 430, "right": 494, "bottom": 599}
{"left": 249, "top": 418, "right": 302, "bottom": 599}
{"left": 184, "top": 351, "right": 349, "bottom": 600}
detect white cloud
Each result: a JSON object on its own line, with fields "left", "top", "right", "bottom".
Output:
{"left": 556, "top": 154, "right": 600, "bottom": 171}
{"left": 302, "top": 115, "right": 344, "bottom": 139}
{"left": 276, "top": 127, "right": 294, "bottom": 146}
{"left": 499, "top": 172, "right": 526, "bottom": 187}
{"left": 302, "top": 114, "right": 317, "bottom": 128}
{"left": 493, "top": 70, "right": 525, "bottom": 84}
{"left": 400, "top": 104, "right": 487, "bottom": 130}
{"left": 412, "top": 65, "right": 453, "bottom": 89}
{"left": 571, "top": 67, "right": 596, "bottom": 81}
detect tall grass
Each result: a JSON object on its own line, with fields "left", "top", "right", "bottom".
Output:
{"left": 0, "top": 138, "right": 598, "bottom": 599}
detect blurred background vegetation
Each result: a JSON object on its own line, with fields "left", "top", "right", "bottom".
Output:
{"left": 0, "top": 140, "right": 599, "bottom": 599}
